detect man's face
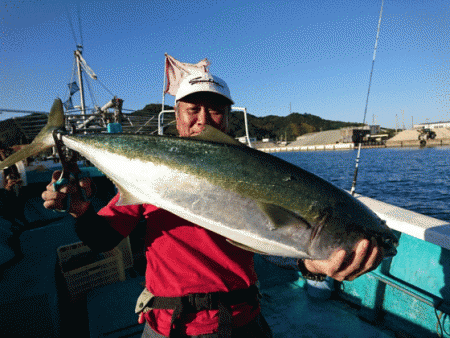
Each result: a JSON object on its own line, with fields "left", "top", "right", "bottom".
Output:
{"left": 176, "top": 93, "right": 230, "bottom": 137}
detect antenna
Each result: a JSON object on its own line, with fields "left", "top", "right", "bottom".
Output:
{"left": 402, "top": 109, "right": 405, "bottom": 129}
{"left": 396, "top": 114, "right": 398, "bottom": 133}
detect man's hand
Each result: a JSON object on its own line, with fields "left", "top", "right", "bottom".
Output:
{"left": 303, "top": 238, "right": 384, "bottom": 282}
{"left": 4, "top": 176, "right": 22, "bottom": 191}
{"left": 42, "top": 170, "right": 94, "bottom": 218}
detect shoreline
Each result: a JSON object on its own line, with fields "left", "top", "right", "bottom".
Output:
{"left": 256, "top": 139, "right": 450, "bottom": 153}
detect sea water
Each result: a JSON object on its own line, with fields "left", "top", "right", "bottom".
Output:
{"left": 274, "top": 146, "right": 450, "bottom": 222}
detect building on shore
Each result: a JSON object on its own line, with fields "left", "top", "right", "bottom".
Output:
{"left": 236, "top": 136, "right": 257, "bottom": 144}
{"left": 413, "top": 121, "right": 450, "bottom": 129}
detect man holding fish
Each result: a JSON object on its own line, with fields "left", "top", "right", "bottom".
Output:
{"left": 40, "top": 71, "right": 386, "bottom": 338}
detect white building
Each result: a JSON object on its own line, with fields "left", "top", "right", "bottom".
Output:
{"left": 237, "top": 136, "right": 257, "bottom": 144}
{"left": 413, "top": 121, "right": 450, "bottom": 129}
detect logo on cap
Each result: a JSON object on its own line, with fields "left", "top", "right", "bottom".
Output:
{"left": 189, "top": 76, "right": 224, "bottom": 88}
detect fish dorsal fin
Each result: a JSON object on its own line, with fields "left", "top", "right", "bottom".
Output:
{"left": 48, "top": 98, "right": 65, "bottom": 127}
{"left": 226, "top": 239, "right": 269, "bottom": 255}
{"left": 191, "top": 125, "right": 244, "bottom": 146}
{"left": 257, "top": 201, "right": 311, "bottom": 231}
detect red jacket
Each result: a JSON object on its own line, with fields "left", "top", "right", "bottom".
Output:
{"left": 98, "top": 194, "right": 259, "bottom": 336}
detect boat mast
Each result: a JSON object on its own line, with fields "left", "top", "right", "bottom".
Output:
{"left": 75, "top": 45, "right": 86, "bottom": 117}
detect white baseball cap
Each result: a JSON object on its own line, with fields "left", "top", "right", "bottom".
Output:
{"left": 175, "top": 73, "right": 234, "bottom": 105}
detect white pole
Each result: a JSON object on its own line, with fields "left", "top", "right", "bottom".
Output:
{"left": 233, "top": 107, "right": 252, "bottom": 148}
{"left": 243, "top": 108, "right": 252, "bottom": 148}
{"left": 160, "top": 54, "right": 168, "bottom": 135}
{"left": 75, "top": 50, "right": 86, "bottom": 118}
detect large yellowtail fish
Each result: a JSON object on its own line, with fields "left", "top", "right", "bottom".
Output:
{"left": 0, "top": 99, "right": 398, "bottom": 259}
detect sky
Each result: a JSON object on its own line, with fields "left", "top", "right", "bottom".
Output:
{"left": 1, "top": 0, "right": 450, "bottom": 129}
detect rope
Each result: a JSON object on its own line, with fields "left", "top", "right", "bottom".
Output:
{"left": 435, "top": 308, "right": 444, "bottom": 337}
{"left": 77, "top": 4, "right": 84, "bottom": 48}
{"left": 96, "top": 78, "right": 116, "bottom": 97}
{"left": 84, "top": 76, "right": 98, "bottom": 110}
{"left": 66, "top": 5, "right": 78, "bottom": 47}
{"left": 350, "top": 0, "right": 384, "bottom": 196}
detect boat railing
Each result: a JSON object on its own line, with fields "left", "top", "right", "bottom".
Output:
{"left": 157, "top": 110, "right": 176, "bottom": 135}
{"left": 356, "top": 193, "right": 450, "bottom": 251}
{"left": 63, "top": 111, "right": 171, "bottom": 135}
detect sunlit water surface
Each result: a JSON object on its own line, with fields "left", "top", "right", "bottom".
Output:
{"left": 274, "top": 146, "right": 450, "bottom": 222}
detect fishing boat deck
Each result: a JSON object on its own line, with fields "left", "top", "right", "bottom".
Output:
{"left": 261, "top": 281, "right": 395, "bottom": 338}
{"left": 84, "top": 257, "right": 397, "bottom": 338}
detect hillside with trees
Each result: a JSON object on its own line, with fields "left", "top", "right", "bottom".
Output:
{"left": 228, "top": 111, "right": 363, "bottom": 141}
{"left": 130, "top": 104, "right": 174, "bottom": 117}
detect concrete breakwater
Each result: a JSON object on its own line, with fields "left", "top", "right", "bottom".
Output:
{"left": 256, "top": 143, "right": 354, "bottom": 153}
{"left": 386, "top": 139, "right": 450, "bottom": 148}
{"left": 255, "top": 140, "right": 450, "bottom": 153}
{"left": 254, "top": 140, "right": 450, "bottom": 153}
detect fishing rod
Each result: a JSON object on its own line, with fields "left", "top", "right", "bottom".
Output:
{"left": 350, "top": 0, "right": 384, "bottom": 196}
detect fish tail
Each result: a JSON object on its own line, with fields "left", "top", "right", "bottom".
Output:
{"left": 0, "top": 98, "right": 65, "bottom": 170}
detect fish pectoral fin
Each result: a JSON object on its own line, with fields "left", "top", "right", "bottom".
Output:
{"left": 257, "top": 202, "right": 311, "bottom": 231}
{"left": 191, "top": 125, "right": 244, "bottom": 146}
{"left": 226, "top": 239, "right": 269, "bottom": 255}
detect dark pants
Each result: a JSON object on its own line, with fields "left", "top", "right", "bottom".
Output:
{"left": 141, "top": 313, "right": 273, "bottom": 338}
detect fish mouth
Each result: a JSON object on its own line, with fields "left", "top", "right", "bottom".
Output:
{"left": 306, "top": 221, "right": 398, "bottom": 260}
{"left": 370, "top": 219, "right": 399, "bottom": 257}
{"left": 377, "top": 234, "right": 398, "bottom": 257}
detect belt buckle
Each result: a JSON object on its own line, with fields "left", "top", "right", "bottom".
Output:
{"left": 192, "top": 292, "right": 213, "bottom": 310}
{"left": 135, "top": 288, "right": 155, "bottom": 314}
